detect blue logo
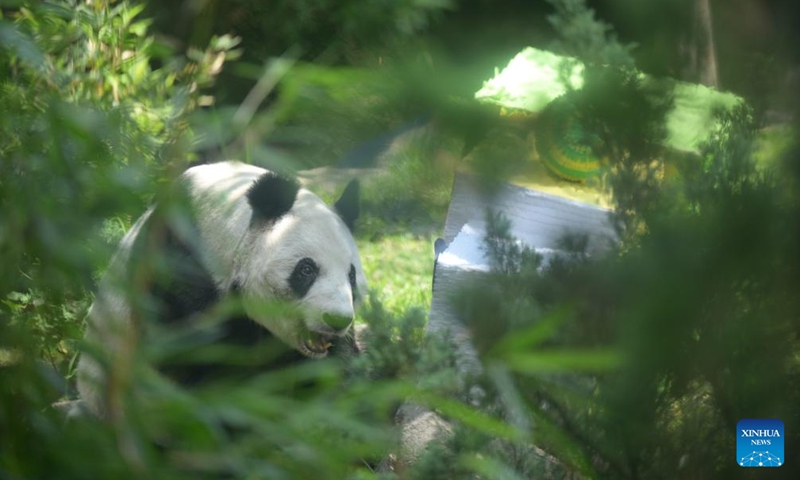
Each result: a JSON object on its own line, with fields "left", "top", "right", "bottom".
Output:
{"left": 737, "top": 419, "right": 784, "bottom": 467}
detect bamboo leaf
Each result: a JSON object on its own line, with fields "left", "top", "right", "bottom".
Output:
{"left": 505, "top": 348, "right": 622, "bottom": 374}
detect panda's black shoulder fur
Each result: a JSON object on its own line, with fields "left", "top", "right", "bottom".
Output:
{"left": 126, "top": 208, "right": 303, "bottom": 385}
{"left": 246, "top": 171, "right": 300, "bottom": 223}
{"left": 126, "top": 201, "right": 220, "bottom": 325}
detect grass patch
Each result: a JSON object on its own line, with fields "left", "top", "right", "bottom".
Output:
{"left": 357, "top": 233, "right": 436, "bottom": 318}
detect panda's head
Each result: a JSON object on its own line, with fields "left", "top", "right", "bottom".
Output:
{"left": 232, "top": 172, "right": 366, "bottom": 359}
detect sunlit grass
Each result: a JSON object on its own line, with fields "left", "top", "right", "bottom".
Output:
{"left": 357, "top": 233, "right": 435, "bottom": 318}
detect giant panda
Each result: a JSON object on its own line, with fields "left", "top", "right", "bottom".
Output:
{"left": 76, "top": 161, "right": 367, "bottom": 417}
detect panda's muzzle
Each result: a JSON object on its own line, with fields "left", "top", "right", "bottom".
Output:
{"left": 302, "top": 333, "right": 333, "bottom": 357}
{"left": 299, "top": 315, "right": 352, "bottom": 358}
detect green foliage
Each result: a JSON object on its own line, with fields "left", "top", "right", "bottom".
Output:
{"left": 420, "top": 106, "right": 800, "bottom": 479}
{"left": 545, "top": 0, "right": 634, "bottom": 67}
{"left": 3, "top": 288, "right": 88, "bottom": 384}
{"left": 353, "top": 293, "right": 462, "bottom": 401}
{"left": 271, "top": 62, "right": 399, "bottom": 168}
{"left": 544, "top": 0, "right": 674, "bottom": 241}
{"left": 575, "top": 68, "right": 673, "bottom": 241}
{"left": 1, "top": 326, "right": 400, "bottom": 479}
{"left": 196, "top": 0, "right": 456, "bottom": 64}
{"left": 1, "top": 0, "right": 799, "bottom": 479}
{"left": 0, "top": 3, "right": 483, "bottom": 478}
{"left": 394, "top": 5, "right": 800, "bottom": 477}
{"left": 0, "top": 0, "right": 235, "bottom": 375}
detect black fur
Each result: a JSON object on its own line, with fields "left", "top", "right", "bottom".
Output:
{"left": 334, "top": 180, "right": 360, "bottom": 231}
{"left": 122, "top": 189, "right": 221, "bottom": 328}
{"left": 288, "top": 257, "right": 319, "bottom": 298}
{"left": 148, "top": 223, "right": 220, "bottom": 325}
{"left": 127, "top": 208, "right": 302, "bottom": 387}
{"left": 349, "top": 264, "right": 357, "bottom": 301}
{"left": 246, "top": 172, "right": 300, "bottom": 223}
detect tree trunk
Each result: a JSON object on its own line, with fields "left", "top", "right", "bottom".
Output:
{"left": 683, "top": 0, "right": 720, "bottom": 87}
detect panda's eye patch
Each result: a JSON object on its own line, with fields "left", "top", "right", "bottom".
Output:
{"left": 299, "top": 261, "right": 317, "bottom": 277}
{"left": 349, "top": 264, "right": 357, "bottom": 298}
{"left": 289, "top": 257, "right": 319, "bottom": 298}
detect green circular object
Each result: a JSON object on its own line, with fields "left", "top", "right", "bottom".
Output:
{"left": 535, "top": 95, "right": 603, "bottom": 182}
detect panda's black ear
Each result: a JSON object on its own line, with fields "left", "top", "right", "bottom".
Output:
{"left": 334, "top": 179, "right": 360, "bottom": 231}
{"left": 247, "top": 172, "right": 300, "bottom": 222}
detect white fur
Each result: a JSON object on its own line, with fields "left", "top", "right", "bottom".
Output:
{"left": 76, "top": 161, "right": 366, "bottom": 416}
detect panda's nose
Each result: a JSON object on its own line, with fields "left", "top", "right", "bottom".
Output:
{"left": 323, "top": 313, "right": 353, "bottom": 333}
